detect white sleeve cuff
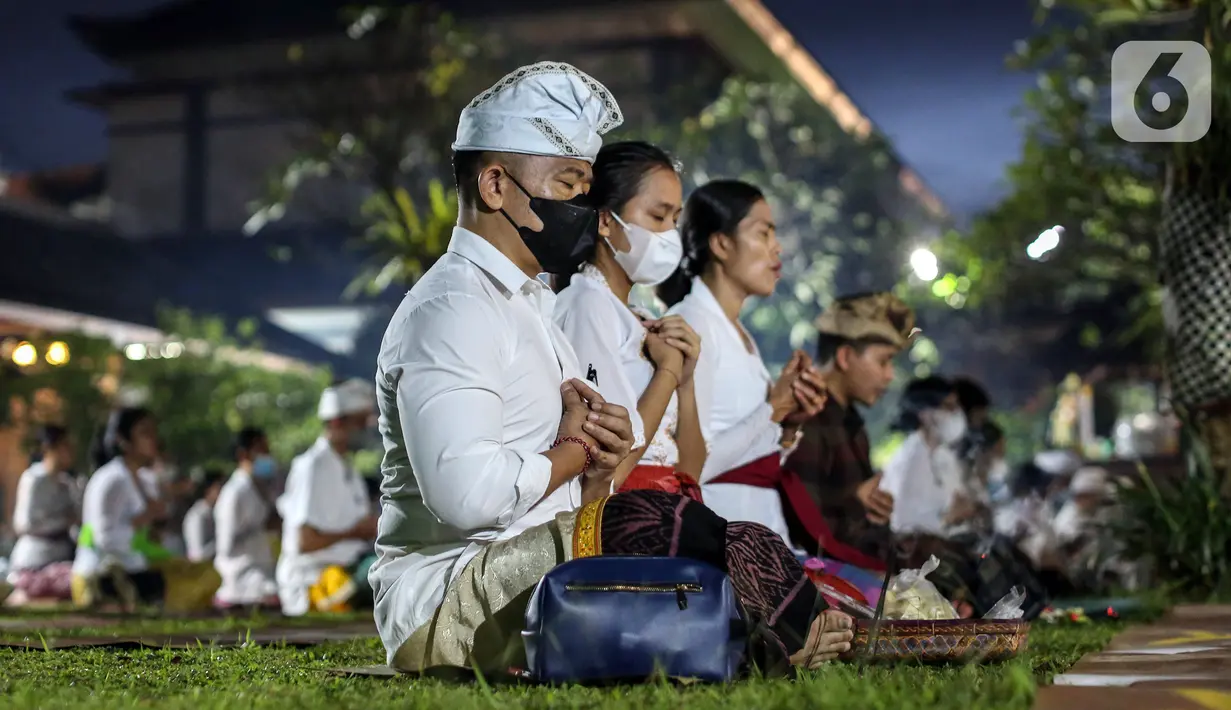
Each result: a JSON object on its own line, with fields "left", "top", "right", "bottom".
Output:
{"left": 507, "top": 452, "right": 553, "bottom": 524}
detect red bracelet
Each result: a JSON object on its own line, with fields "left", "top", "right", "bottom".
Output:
{"left": 554, "top": 436, "right": 593, "bottom": 475}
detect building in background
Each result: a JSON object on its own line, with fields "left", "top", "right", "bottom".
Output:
{"left": 53, "top": 0, "right": 946, "bottom": 363}
{"left": 3, "top": 0, "right": 949, "bottom": 380}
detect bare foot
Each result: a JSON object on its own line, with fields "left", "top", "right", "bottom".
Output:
{"left": 789, "top": 609, "right": 854, "bottom": 668}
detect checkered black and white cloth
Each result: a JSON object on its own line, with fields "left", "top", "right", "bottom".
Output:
{"left": 1160, "top": 191, "right": 1231, "bottom": 410}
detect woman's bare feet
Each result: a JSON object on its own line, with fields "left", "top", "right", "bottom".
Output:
{"left": 789, "top": 609, "right": 855, "bottom": 668}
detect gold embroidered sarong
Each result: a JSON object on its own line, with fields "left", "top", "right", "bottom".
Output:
{"left": 392, "top": 507, "right": 587, "bottom": 673}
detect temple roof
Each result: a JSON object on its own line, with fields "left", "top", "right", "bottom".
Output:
{"left": 0, "top": 205, "right": 371, "bottom": 377}
{"left": 69, "top": 0, "right": 628, "bottom": 62}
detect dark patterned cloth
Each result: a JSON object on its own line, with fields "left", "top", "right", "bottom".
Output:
{"left": 782, "top": 400, "right": 892, "bottom": 559}
{"left": 598, "top": 490, "right": 823, "bottom": 672}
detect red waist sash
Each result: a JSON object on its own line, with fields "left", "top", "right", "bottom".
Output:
{"left": 619, "top": 465, "right": 704, "bottom": 503}
{"left": 712, "top": 454, "right": 886, "bottom": 572}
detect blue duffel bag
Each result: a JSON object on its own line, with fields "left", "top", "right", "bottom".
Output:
{"left": 522, "top": 556, "right": 746, "bottom": 683}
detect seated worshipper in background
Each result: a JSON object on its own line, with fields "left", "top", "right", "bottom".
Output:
{"left": 972, "top": 422, "right": 1013, "bottom": 506}
{"left": 214, "top": 427, "right": 279, "bottom": 608}
{"left": 149, "top": 441, "right": 191, "bottom": 558}
{"left": 782, "top": 293, "right": 916, "bottom": 579}
{"left": 1050, "top": 466, "right": 1131, "bottom": 591}
{"left": 953, "top": 377, "right": 992, "bottom": 432}
{"left": 8, "top": 425, "right": 80, "bottom": 601}
{"left": 183, "top": 470, "right": 224, "bottom": 563}
{"left": 73, "top": 409, "right": 221, "bottom": 611}
{"left": 945, "top": 421, "right": 1005, "bottom": 539}
{"left": 1033, "top": 449, "right": 1085, "bottom": 516}
{"left": 371, "top": 62, "right": 853, "bottom": 675}
{"left": 276, "top": 380, "right": 379, "bottom": 616}
{"left": 554, "top": 140, "right": 706, "bottom": 499}
{"left": 660, "top": 179, "right": 827, "bottom": 546}
{"left": 880, "top": 376, "right": 969, "bottom": 538}
{"left": 990, "top": 461, "right": 1076, "bottom": 597}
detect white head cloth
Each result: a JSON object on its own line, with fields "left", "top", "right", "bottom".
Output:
{"left": 1033, "top": 450, "right": 1083, "bottom": 477}
{"left": 1069, "top": 466, "right": 1113, "bottom": 496}
{"left": 318, "top": 378, "right": 375, "bottom": 421}
{"left": 452, "top": 61, "right": 623, "bottom": 163}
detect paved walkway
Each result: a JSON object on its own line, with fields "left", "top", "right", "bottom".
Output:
{"left": 1035, "top": 604, "right": 1231, "bottom": 709}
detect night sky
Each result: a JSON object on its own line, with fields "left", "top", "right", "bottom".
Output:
{"left": 0, "top": 0, "right": 1039, "bottom": 220}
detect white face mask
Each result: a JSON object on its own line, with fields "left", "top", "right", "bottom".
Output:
{"left": 988, "top": 459, "right": 1010, "bottom": 483}
{"left": 609, "top": 213, "right": 683, "bottom": 286}
{"left": 932, "top": 409, "right": 968, "bottom": 445}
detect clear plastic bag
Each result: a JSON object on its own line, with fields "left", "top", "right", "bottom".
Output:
{"left": 983, "top": 585, "right": 1027, "bottom": 619}
{"left": 882, "top": 555, "right": 959, "bottom": 620}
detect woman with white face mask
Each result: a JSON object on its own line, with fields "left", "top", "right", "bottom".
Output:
{"left": 553, "top": 141, "right": 708, "bottom": 497}
{"left": 878, "top": 376, "right": 971, "bottom": 536}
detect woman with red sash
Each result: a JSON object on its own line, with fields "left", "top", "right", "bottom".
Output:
{"left": 554, "top": 141, "right": 707, "bottom": 501}
{"left": 657, "top": 181, "right": 887, "bottom": 605}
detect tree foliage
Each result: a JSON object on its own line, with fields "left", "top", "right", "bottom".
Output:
{"left": 641, "top": 79, "right": 946, "bottom": 371}
{"left": 243, "top": 3, "right": 492, "bottom": 293}
{"left": 936, "top": 0, "right": 1231, "bottom": 358}
{"left": 2, "top": 310, "right": 329, "bottom": 475}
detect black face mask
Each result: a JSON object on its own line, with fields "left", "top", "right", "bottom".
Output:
{"left": 499, "top": 171, "right": 596, "bottom": 275}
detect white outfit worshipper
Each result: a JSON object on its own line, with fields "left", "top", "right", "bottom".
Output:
{"left": 1052, "top": 466, "right": 1115, "bottom": 546}
{"left": 369, "top": 62, "right": 627, "bottom": 668}
{"left": 669, "top": 277, "right": 796, "bottom": 545}
{"left": 880, "top": 411, "right": 969, "bottom": 536}
{"left": 73, "top": 459, "right": 162, "bottom": 579}
{"left": 9, "top": 461, "right": 79, "bottom": 573}
{"left": 276, "top": 380, "right": 376, "bottom": 616}
{"left": 214, "top": 463, "right": 277, "bottom": 605}
{"left": 181, "top": 498, "right": 216, "bottom": 562}
{"left": 555, "top": 262, "right": 679, "bottom": 469}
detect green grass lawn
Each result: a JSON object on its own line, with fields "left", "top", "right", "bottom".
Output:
{"left": 0, "top": 617, "right": 1121, "bottom": 710}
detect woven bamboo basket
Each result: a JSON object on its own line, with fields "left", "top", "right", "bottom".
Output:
{"left": 839, "top": 618, "right": 1029, "bottom": 664}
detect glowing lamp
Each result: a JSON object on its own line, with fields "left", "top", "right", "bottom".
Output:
{"left": 909, "top": 248, "right": 939, "bottom": 281}
{"left": 11, "top": 341, "right": 37, "bottom": 367}
{"left": 45, "top": 341, "right": 70, "bottom": 366}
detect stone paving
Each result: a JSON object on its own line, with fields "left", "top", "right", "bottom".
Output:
{"left": 1035, "top": 605, "right": 1231, "bottom": 709}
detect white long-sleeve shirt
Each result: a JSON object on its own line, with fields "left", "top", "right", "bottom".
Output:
{"left": 182, "top": 500, "right": 216, "bottom": 562}
{"left": 669, "top": 277, "right": 789, "bottom": 542}
{"left": 880, "top": 432, "right": 964, "bottom": 536}
{"left": 275, "top": 437, "right": 372, "bottom": 616}
{"left": 213, "top": 470, "right": 276, "bottom": 604}
{"left": 554, "top": 265, "right": 662, "bottom": 463}
{"left": 9, "top": 462, "right": 78, "bottom": 571}
{"left": 72, "top": 458, "right": 160, "bottom": 577}
{"left": 370, "top": 227, "right": 591, "bottom": 662}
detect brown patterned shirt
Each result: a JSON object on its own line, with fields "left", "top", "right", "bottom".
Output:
{"left": 783, "top": 399, "right": 893, "bottom": 559}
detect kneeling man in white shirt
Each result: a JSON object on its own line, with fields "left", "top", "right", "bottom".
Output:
{"left": 276, "top": 380, "right": 379, "bottom": 615}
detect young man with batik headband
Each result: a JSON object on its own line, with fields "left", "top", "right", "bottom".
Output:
{"left": 371, "top": 61, "right": 854, "bottom": 677}
{"left": 782, "top": 292, "right": 916, "bottom": 567}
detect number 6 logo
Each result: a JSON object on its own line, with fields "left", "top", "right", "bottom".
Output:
{"left": 1111, "top": 40, "right": 1211, "bottom": 143}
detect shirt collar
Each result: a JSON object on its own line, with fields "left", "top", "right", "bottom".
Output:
{"left": 687, "top": 276, "right": 726, "bottom": 319}
{"left": 447, "top": 226, "right": 540, "bottom": 297}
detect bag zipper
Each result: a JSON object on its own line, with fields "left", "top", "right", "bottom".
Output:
{"left": 564, "top": 582, "right": 703, "bottom": 610}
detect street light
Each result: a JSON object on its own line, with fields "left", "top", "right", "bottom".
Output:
{"left": 909, "top": 248, "right": 939, "bottom": 281}
{"left": 45, "top": 341, "right": 70, "bottom": 366}
{"left": 1027, "top": 226, "right": 1064, "bottom": 260}
{"left": 11, "top": 341, "right": 36, "bottom": 367}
